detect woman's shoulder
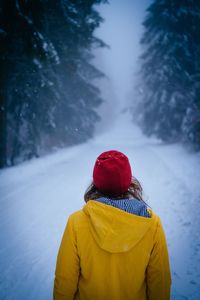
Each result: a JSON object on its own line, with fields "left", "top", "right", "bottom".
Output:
{"left": 67, "top": 207, "right": 88, "bottom": 227}
{"left": 147, "top": 208, "right": 161, "bottom": 223}
{"left": 67, "top": 203, "right": 161, "bottom": 228}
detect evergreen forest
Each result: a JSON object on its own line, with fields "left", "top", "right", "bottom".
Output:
{"left": 134, "top": 0, "right": 200, "bottom": 149}
{"left": 0, "top": 0, "right": 107, "bottom": 167}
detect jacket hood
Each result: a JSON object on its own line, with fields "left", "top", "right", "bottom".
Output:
{"left": 83, "top": 200, "right": 156, "bottom": 253}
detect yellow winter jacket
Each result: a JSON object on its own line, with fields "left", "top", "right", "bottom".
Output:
{"left": 54, "top": 200, "right": 171, "bottom": 300}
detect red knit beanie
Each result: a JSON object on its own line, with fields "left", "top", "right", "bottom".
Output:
{"left": 93, "top": 150, "right": 132, "bottom": 196}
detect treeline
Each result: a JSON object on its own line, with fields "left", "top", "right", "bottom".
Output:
{"left": 134, "top": 0, "right": 200, "bottom": 149}
{"left": 0, "top": 0, "right": 106, "bottom": 168}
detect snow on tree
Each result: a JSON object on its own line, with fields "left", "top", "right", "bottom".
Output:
{"left": 0, "top": 0, "right": 107, "bottom": 167}
{"left": 133, "top": 0, "right": 200, "bottom": 148}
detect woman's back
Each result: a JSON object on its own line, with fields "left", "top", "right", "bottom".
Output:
{"left": 54, "top": 200, "right": 171, "bottom": 300}
{"left": 53, "top": 150, "right": 171, "bottom": 300}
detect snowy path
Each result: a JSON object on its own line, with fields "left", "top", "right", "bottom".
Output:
{"left": 0, "top": 113, "right": 200, "bottom": 300}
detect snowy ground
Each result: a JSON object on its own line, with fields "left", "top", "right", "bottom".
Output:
{"left": 0, "top": 112, "right": 200, "bottom": 300}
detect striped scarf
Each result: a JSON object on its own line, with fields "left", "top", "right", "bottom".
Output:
{"left": 94, "top": 197, "right": 150, "bottom": 218}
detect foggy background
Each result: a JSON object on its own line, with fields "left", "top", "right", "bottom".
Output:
{"left": 94, "top": 0, "right": 151, "bottom": 120}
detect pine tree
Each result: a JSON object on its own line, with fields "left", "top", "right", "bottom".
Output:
{"left": 0, "top": 0, "right": 107, "bottom": 167}
{"left": 135, "top": 0, "right": 200, "bottom": 147}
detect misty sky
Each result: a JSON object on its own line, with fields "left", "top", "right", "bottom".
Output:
{"left": 95, "top": 0, "right": 152, "bottom": 110}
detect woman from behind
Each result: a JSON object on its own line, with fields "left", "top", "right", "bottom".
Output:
{"left": 53, "top": 150, "right": 171, "bottom": 300}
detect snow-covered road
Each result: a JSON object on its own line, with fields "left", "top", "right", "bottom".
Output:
{"left": 0, "top": 113, "right": 200, "bottom": 300}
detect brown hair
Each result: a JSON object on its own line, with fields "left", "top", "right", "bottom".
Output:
{"left": 84, "top": 176, "right": 144, "bottom": 203}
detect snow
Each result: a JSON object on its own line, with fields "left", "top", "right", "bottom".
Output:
{"left": 37, "top": 32, "right": 60, "bottom": 65}
{"left": 15, "top": 0, "right": 33, "bottom": 25}
{"left": 33, "top": 58, "right": 42, "bottom": 69}
{"left": 0, "top": 112, "right": 200, "bottom": 300}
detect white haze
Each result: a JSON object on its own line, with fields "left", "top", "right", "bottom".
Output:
{"left": 93, "top": 0, "right": 152, "bottom": 128}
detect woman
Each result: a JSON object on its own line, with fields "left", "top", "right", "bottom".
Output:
{"left": 53, "top": 150, "right": 171, "bottom": 300}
